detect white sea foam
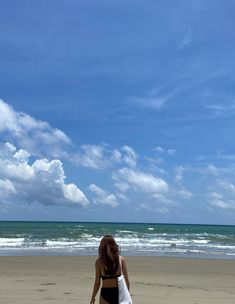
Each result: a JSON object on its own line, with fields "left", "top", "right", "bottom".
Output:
{"left": 81, "top": 233, "right": 93, "bottom": 238}
{"left": 0, "top": 238, "right": 25, "bottom": 247}
{"left": 192, "top": 239, "right": 209, "bottom": 244}
{"left": 46, "top": 240, "right": 79, "bottom": 247}
{"left": 119, "top": 230, "right": 135, "bottom": 234}
{"left": 0, "top": 223, "right": 235, "bottom": 259}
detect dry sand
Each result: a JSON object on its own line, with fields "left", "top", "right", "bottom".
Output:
{"left": 0, "top": 256, "right": 235, "bottom": 304}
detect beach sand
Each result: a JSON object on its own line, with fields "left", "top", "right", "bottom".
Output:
{"left": 0, "top": 256, "right": 235, "bottom": 304}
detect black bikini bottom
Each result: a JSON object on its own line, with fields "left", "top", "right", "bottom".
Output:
{"left": 101, "top": 287, "right": 118, "bottom": 304}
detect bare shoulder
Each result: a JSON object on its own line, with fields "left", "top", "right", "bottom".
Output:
{"left": 120, "top": 255, "right": 126, "bottom": 265}
{"left": 95, "top": 258, "right": 101, "bottom": 267}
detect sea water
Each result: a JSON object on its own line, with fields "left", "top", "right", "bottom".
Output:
{"left": 0, "top": 221, "right": 235, "bottom": 259}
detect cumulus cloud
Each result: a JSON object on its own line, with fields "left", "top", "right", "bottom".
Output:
{"left": 0, "top": 142, "right": 89, "bottom": 207}
{"left": 0, "top": 100, "right": 141, "bottom": 172}
{"left": 111, "top": 166, "right": 195, "bottom": 213}
{"left": 112, "top": 167, "right": 169, "bottom": 194}
{"left": 73, "top": 144, "right": 137, "bottom": 170}
{"left": 0, "top": 99, "right": 71, "bottom": 158}
{"left": 72, "top": 144, "right": 123, "bottom": 170}
{"left": 88, "top": 184, "right": 118, "bottom": 207}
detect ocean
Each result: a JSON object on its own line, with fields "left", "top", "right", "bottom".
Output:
{"left": 0, "top": 221, "right": 235, "bottom": 259}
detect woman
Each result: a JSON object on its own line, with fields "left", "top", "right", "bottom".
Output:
{"left": 90, "top": 235, "right": 130, "bottom": 304}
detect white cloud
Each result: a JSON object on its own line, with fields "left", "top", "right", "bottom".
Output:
{"left": 203, "top": 90, "right": 235, "bottom": 116}
{"left": 207, "top": 178, "right": 235, "bottom": 211}
{"left": 134, "top": 96, "right": 166, "bottom": 110}
{"left": 218, "top": 180, "right": 235, "bottom": 193}
{"left": 0, "top": 142, "right": 89, "bottom": 207}
{"left": 0, "top": 99, "right": 71, "bottom": 158}
{"left": 205, "top": 164, "right": 219, "bottom": 175}
{"left": 73, "top": 144, "right": 138, "bottom": 170}
{"left": 174, "top": 165, "right": 185, "bottom": 182}
{"left": 153, "top": 146, "right": 176, "bottom": 157}
{"left": 115, "top": 192, "right": 130, "bottom": 202}
{"left": 153, "top": 146, "right": 164, "bottom": 153}
{"left": 0, "top": 179, "right": 16, "bottom": 199}
{"left": 122, "top": 145, "right": 137, "bottom": 167}
{"left": 112, "top": 167, "right": 169, "bottom": 194}
{"left": 130, "top": 84, "right": 181, "bottom": 111}
{"left": 63, "top": 183, "right": 88, "bottom": 205}
{"left": 111, "top": 149, "right": 122, "bottom": 163}
{"left": 140, "top": 202, "right": 169, "bottom": 214}
{"left": 0, "top": 142, "right": 34, "bottom": 181}
{"left": 111, "top": 165, "right": 195, "bottom": 214}
{"left": 73, "top": 144, "right": 108, "bottom": 170}
{"left": 177, "top": 187, "right": 193, "bottom": 199}
{"left": 167, "top": 149, "right": 176, "bottom": 155}
{"left": 88, "top": 184, "right": 118, "bottom": 207}
{"left": 0, "top": 100, "right": 140, "bottom": 172}
{"left": 151, "top": 193, "right": 174, "bottom": 204}
{"left": 208, "top": 192, "right": 235, "bottom": 210}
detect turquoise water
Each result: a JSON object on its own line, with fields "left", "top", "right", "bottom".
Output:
{"left": 0, "top": 221, "right": 235, "bottom": 259}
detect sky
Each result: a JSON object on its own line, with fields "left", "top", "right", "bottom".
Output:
{"left": 0, "top": 0, "right": 235, "bottom": 224}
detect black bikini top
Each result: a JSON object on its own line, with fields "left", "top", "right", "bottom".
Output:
{"left": 101, "top": 274, "right": 120, "bottom": 280}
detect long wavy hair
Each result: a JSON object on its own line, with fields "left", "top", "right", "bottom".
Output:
{"left": 99, "top": 235, "right": 120, "bottom": 275}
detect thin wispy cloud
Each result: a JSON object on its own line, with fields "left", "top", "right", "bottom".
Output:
{"left": 208, "top": 191, "right": 235, "bottom": 210}
{"left": 179, "top": 26, "right": 193, "bottom": 49}
{"left": 130, "top": 86, "right": 181, "bottom": 111}
{"left": 204, "top": 100, "right": 235, "bottom": 115}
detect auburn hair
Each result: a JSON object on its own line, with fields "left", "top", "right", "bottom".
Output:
{"left": 99, "top": 235, "right": 120, "bottom": 275}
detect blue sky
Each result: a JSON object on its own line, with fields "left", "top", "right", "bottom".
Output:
{"left": 0, "top": 0, "right": 235, "bottom": 224}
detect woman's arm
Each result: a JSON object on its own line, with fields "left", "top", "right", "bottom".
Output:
{"left": 121, "top": 257, "right": 130, "bottom": 291}
{"left": 90, "top": 259, "right": 101, "bottom": 304}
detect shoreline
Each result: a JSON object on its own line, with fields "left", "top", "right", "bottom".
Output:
{"left": 1, "top": 252, "right": 235, "bottom": 260}
{"left": 1, "top": 256, "right": 235, "bottom": 303}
